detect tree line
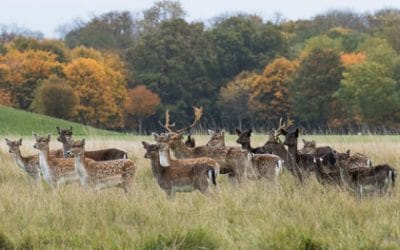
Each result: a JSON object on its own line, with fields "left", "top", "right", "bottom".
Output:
{"left": 1, "top": 1, "right": 400, "bottom": 133}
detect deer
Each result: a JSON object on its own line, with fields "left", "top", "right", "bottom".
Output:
{"left": 143, "top": 140, "right": 219, "bottom": 198}
{"left": 158, "top": 107, "right": 252, "bottom": 183}
{"left": 299, "top": 139, "right": 335, "bottom": 156}
{"left": 236, "top": 128, "right": 268, "bottom": 154}
{"left": 206, "top": 129, "right": 225, "bottom": 147}
{"left": 334, "top": 150, "right": 372, "bottom": 170}
{"left": 282, "top": 127, "right": 336, "bottom": 181}
{"left": 67, "top": 139, "right": 136, "bottom": 193}
{"left": 56, "top": 126, "right": 128, "bottom": 160}
{"left": 5, "top": 138, "right": 40, "bottom": 181}
{"left": 33, "top": 133, "right": 79, "bottom": 188}
{"left": 338, "top": 163, "right": 396, "bottom": 197}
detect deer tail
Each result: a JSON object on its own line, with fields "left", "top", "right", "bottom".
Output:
{"left": 391, "top": 169, "right": 397, "bottom": 188}
{"left": 207, "top": 168, "right": 217, "bottom": 186}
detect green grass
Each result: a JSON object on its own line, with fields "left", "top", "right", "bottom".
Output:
{"left": 0, "top": 105, "right": 120, "bottom": 136}
{"left": 1, "top": 121, "right": 400, "bottom": 248}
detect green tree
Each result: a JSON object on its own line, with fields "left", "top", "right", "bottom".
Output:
{"left": 336, "top": 62, "right": 400, "bottom": 125}
{"left": 290, "top": 48, "right": 344, "bottom": 127}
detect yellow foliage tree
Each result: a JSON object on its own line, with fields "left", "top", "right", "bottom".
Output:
{"left": 125, "top": 85, "right": 160, "bottom": 134}
{"left": 64, "top": 58, "right": 127, "bottom": 128}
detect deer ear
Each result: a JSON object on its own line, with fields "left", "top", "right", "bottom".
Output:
{"left": 221, "top": 129, "right": 225, "bottom": 135}
{"left": 208, "top": 129, "right": 215, "bottom": 136}
{"left": 248, "top": 129, "right": 252, "bottom": 136}
{"left": 152, "top": 132, "right": 160, "bottom": 141}
{"left": 142, "top": 141, "right": 149, "bottom": 149}
{"left": 70, "top": 126, "right": 73, "bottom": 132}
{"left": 5, "top": 138, "right": 10, "bottom": 145}
{"left": 47, "top": 134, "right": 51, "bottom": 141}
{"left": 346, "top": 149, "right": 350, "bottom": 156}
{"left": 32, "top": 133, "right": 38, "bottom": 140}
{"left": 18, "top": 138, "right": 22, "bottom": 145}
{"left": 81, "top": 139, "right": 85, "bottom": 145}
{"left": 295, "top": 128, "right": 299, "bottom": 137}
{"left": 56, "top": 127, "right": 60, "bottom": 133}
{"left": 236, "top": 128, "right": 241, "bottom": 135}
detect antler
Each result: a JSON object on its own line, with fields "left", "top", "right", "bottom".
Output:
{"left": 158, "top": 109, "right": 175, "bottom": 133}
{"left": 176, "top": 106, "right": 203, "bottom": 133}
{"left": 273, "top": 117, "right": 293, "bottom": 137}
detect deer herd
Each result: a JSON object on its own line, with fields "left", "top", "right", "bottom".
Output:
{"left": 3, "top": 107, "right": 397, "bottom": 199}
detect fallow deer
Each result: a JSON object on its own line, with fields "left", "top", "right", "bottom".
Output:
{"left": 33, "top": 133, "right": 79, "bottom": 188}
{"left": 300, "top": 139, "right": 335, "bottom": 156}
{"left": 206, "top": 129, "right": 225, "bottom": 147}
{"left": 339, "top": 163, "right": 396, "bottom": 197}
{"left": 335, "top": 150, "right": 372, "bottom": 170}
{"left": 159, "top": 107, "right": 252, "bottom": 183}
{"left": 143, "top": 140, "right": 219, "bottom": 198}
{"left": 57, "top": 126, "right": 128, "bottom": 160}
{"left": 236, "top": 128, "right": 267, "bottom": 154}
{"left": 67, "top": 139, "right": 136, "bottom": 192}
{"left": 5, "top": 138, "right": 40, "bottom": 181}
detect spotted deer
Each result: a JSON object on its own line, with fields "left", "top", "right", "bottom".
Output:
{"left": 339, "top": 163, "right": 396, "bottom": 197}
{"left": 334, "top": 150, "right": 372, "bottom": 170}
{"left": 143, "top": 140, "right": 219, "bottom": 198}
{"left": 206, "top": 129, "right": 225, "bottom": 147}
{"left": 159, "top": 107, "right": 252, "bottom": 183}
{"left": 67, "top": 139, "right": 136, "bottom": 192}
{"left": 57, "top": 126, "right": 128, "bottom": 160}
{"left": 299, "top": 139, "right": 335, "bottom": 156}
{"left": 5, "top": 138, "right": 40, "bottom": 181}
{"left": 33, "top": 133, "right": 79, "bottom": 188}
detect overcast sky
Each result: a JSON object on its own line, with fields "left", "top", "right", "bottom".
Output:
{"left": 1, "top": 0, "right": 400, "bottom": 38}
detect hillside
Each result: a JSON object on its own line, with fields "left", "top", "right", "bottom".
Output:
{"left": 0, "top": 105, "right": 120, "bottom": 136}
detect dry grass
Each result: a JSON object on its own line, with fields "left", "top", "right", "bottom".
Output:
{"left": 0, "top": 134, "right": 399, "bottom": 249}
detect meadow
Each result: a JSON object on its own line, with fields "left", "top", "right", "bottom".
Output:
{"left": 0, "top": 132, "right": 400, "bottom": 249}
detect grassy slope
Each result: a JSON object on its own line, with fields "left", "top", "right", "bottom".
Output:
{"left": 0, "top": 105, "right": 120, "bottom": 136}
{"left": 0, "top": 134, "right": 399, "bottom": 249}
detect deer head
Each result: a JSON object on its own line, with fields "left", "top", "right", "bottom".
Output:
{"left": 56, "top": 126, "right": 73, "bottom": 143}
{"left": 33, "top": 133, "right": 51, "bottom": 150}
{"left": 5, "top": 138, "right": 23, "bottom": 154}
{"left": 206, "top": 129, "right": 225, "bottom": 147}
{"left": 67, "top": 139, "right": 86, "bottom": 157}
{"left": 236, "top": 128, "right": 252, "bottom": 145}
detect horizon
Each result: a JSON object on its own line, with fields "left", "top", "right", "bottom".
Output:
{"left": 1, "top": 0, "right": 400, "bottom": 39}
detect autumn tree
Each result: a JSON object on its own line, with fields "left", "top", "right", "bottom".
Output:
{"left": 340, "top": 52, "right": 366, "bottom": 67}
{"left": 0, "top": 48, "right": 61, "bottom": 109}
{"left": 31, "top": 76, "right": 78, "bottom": 119}
{"left": 290, "top": 48, "right": 344, "bottom": 127}
{"left": 219, "top": 71, "right": 256, "bottom": 129}
{"left": 64, "top": 58, "right": 127, "bottom": 128}
{"left": 125, "top": 85, "right": 160, "bottom": 134}
{"left": 249, "top": 58, "right": 298, "bottom": 125}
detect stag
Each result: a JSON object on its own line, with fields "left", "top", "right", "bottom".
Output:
{"left": 158, "top": 107, "right": 252, "bottom": 183}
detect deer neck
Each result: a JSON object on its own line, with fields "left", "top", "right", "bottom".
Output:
{"left": 159, "top": 149, "right": 171, "bottom": 167}
{"left": 287, "top": 144, "right": 298, "bottom": 158}
{"left": 170, "top": 140, "right": 192, "bottom": 158}
{"left": 38, "top": 148, "right": 52, "bottom": 181}
{"left": 11, "top": 150, "right": 27, "bottom": 171}
{"left": 74, "top": 153, "right": 88, "bottom": 182}
{"left": 149, "top": 154, "right": 163, "bottom": 178}
{"left": 62, "top": 141, "right": 71, "bottom": 158}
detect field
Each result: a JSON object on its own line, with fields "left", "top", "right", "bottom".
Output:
{"left": 0, "top": 132, "right": 400, "bottom": 249}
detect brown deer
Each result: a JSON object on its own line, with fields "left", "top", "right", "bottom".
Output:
{"left": 263, "top": 118, "right": 291, "bottom": 161}
{"left": 56, "top": 126, "right": 128, "bottom": 160}
{"left": 143, "top": 141, "right": 219, "bottom": 198}
{"left": 206, "top": 129, "right": 225, "bottom": 147}
{"left": 33, "top": 133, "right": 79, "bottom": 188}
{"left": 5, "top": 138, "right": 40, "bottom": 181}
{"left": 300, "top": 139, "right": 335, "bottom": 156}
{"left": 67, "top": 139, "right": 136, "bottom": 193}
{"left": 158, "top": 107, "right": 252, "bottom": 183}
{"left": 339, "top": 163, "right": 396, "bottom": 197}
{"left": 335, "top": 150, "right": 372, "bottom": 170}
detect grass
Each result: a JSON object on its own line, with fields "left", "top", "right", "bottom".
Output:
{"left": 0, "top": 105, "right": 120, "bottom": 136}
{"left": 1, "top": 132, "right": 400, "bottom": 249}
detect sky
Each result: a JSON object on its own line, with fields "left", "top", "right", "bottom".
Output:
{"left": 1, "top": 0, "right": 400, "bottom": 38}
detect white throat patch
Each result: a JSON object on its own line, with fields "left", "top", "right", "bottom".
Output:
{"left": 159, "top": 150, "right": 171, "bottom": 167}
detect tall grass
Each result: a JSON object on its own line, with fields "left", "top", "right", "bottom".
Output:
{"left": 0, "top": 134, "right": 399, "bottom": 249}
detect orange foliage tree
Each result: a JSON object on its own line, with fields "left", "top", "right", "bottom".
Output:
{"left": 249, "top": 57, "right": 298, "bottom": 124}
{"left": 64, "top": 58, "right": 127, "bottom": 128}
{"left": 0, "top": 49, "right": 61, "bottom": 109}
{"left": 340, "top": 52, "right": 366, "bottom": 67}
{"left": 125, "top": 85, "right": 160, "bottom": 134}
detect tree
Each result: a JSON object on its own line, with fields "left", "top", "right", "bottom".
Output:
{"left": 359, "top": 37, "right": 397, "bottom": 69}
{"left": 64, "top": 58, "right": 127, "bottom": 128}
{"left": 290, "top": 48, "right": 344, "bottom": 127}
{"left": 219, "top": 71, "right": 256, "bottom": 129}
{"left": 335, "top": 62, "right": 400, "bottom": 125}
{"left": 340, "top": 52, "right": 366, "bottom": 67}
{"left": 125, "top": 85, "right": 160, "bottom": 134}
{"left": 31, "top": 76, "right": 78, "bottom": 119}
{"left": 249, "top": 58, "right": 298, "bottom": 125}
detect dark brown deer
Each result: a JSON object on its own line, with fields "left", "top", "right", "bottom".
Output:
{"left": 263, "top": 118, "right": 291, "bottom": 160}
{"left": 236, "top": 128, "right": 267, "bottom": 154}
{"left": 339, "top": 163, "right": 396, "bottom": 197}
{"left": 158, "top": 107, "right": 252, "bottom": 183}
{"left": 57, "top": 126, "right": 128, "bottom": 160}
{"left": 142, "top": 141, "right": 219, "bottom": 198}
{"left": 300, "top": 139, "right": 335, "bottom": 156}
